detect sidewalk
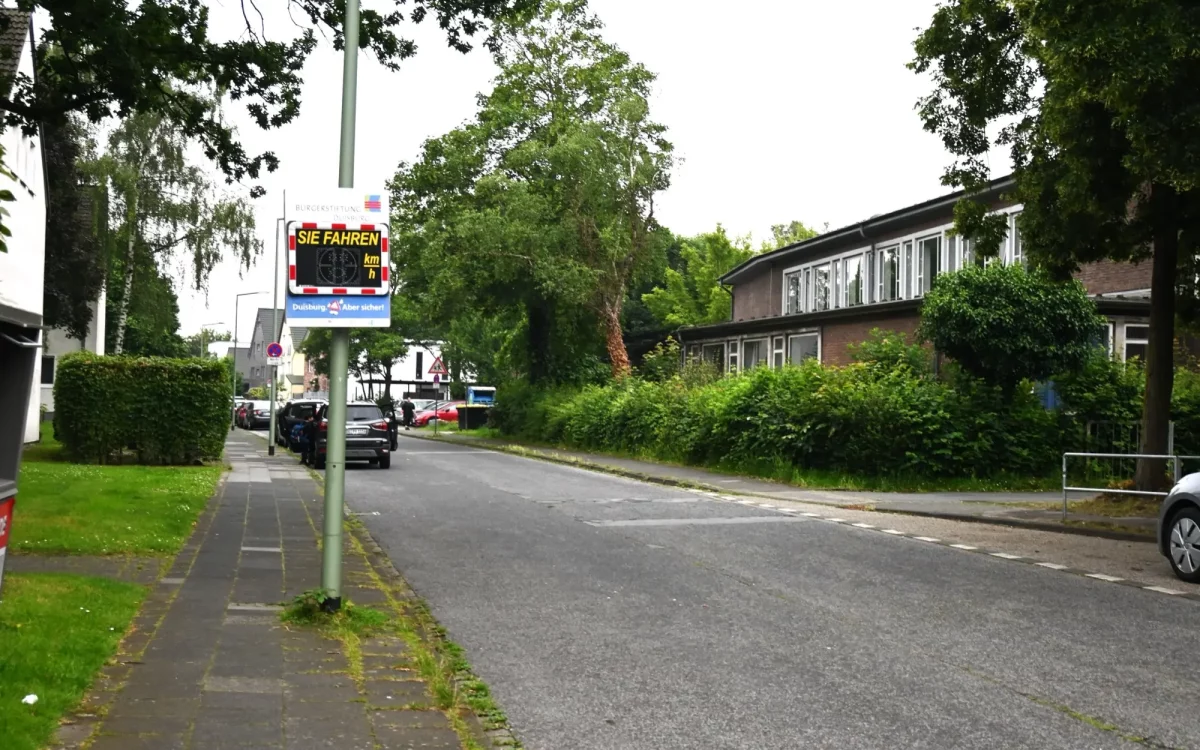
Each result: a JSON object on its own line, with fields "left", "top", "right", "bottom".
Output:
{"left": 407, "top": 431, "right": 1157, "bottom": 539}
{"left": 51, "top": 434, "right": 489, "bottom": 750}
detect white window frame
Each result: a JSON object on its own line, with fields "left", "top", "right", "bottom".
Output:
{"left": 772, "top": 336, "right": 785, "bottom": 369}
{"left": 742, "top": 338, "right": 769, "bottom": 370}
{"left": 727, "top": 339, "right": 739, "bottom": 373}
{"left": 1123, "top": 323, "right": 1149, "bottom": 362}
{"left": 787, "top": 332, "right": 822, "bottom": 364}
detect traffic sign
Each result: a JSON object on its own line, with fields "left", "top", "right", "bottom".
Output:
{"left": 267, "top": 342, "right": 283, "bottom": 366}
{"left": 0, "top": 497, "right": 13, "bottom": 598}
{"left": 284, "top": 188, "right": 391, "bottom": 329}
{"left": 428, "top": 356, "right": 448, "bottom": 376}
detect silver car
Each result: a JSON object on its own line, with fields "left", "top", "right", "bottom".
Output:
{"left": 1159, "top": 473, "right": 1200, "bottom": 583}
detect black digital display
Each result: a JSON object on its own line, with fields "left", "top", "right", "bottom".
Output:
{"left": 293, "top": 227, "right": 385, "bottom": 289}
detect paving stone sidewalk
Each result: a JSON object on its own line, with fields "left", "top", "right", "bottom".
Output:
{"left": 52, "top": 434, "right": 476, "bottom": 750}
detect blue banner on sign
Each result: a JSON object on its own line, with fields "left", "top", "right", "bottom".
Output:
{"left": 285, "top": 293, "right": 391, "bottom": 328}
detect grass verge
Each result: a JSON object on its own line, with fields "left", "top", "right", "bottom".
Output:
{"left": 0, "top": 573, "right": 145, "bottom": 750}
{"left": 14, "top": 423, "right": 221, "bottom": 556}
{"left": 11, "top": 462, "right": 221, "bottom": 555}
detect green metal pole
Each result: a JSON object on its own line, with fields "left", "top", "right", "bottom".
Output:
{"left": 231, "top": 296, "right": 240, "bottom": 430}
{"left": 321, "top": 0, "right": 360, "bottom": 612}
{"left": 268, "top": 219, "right": 281, "bottom": 456}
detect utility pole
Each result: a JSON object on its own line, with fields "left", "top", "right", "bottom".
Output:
{"left": 268, "top": 218, "right": 282, "bottom": 456}
{"left": 321, "top": 0, "right": 361, "bottom": 613}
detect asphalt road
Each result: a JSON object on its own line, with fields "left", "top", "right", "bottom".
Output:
{"left": 341, "top": 437, "right": 1200, "bottom": 750}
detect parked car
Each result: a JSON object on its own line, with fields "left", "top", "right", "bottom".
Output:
{"left": 1159, "top": 473, "right": 1200, "bottom": 583}
{"left": 313, "top": 402, "right": 391, "bottom": 470}
{"left": 276, "top": 400, "right": 325, "bottom": 449}
{"left": 413, "top": 402, "right": 463, "bottom": 427}
{"left": 241, "top": 400, "right": 271, "bottom": 429}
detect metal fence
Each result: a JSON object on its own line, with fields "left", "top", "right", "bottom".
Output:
{"left": 1060, "top": 451, "right": 1200, "bottom": 520}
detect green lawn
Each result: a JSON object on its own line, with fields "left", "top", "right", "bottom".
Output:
{"left": 13, "top": 422, "right": 221, "bottom": 556}
{"left": 0, "top": 573, "right": 145, "bottom": 750}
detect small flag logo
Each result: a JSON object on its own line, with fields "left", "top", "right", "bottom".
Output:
{"left": 364, "top": 195, "right": 382, "bottom": 212}
{"left": 328, "top": 299, "right": 343, "bottom": 315}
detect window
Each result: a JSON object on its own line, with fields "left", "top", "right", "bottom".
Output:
{"left": 743, "top": 339, "right": 768, "bottom": 369}
{"left": 727, "top": 340, "right": 739, "bottom": 373}
{"left": 1125, "top": 325, "right": 1149, "bottom": 362}
{"left": 772, "top": 337, "right": 785, "bottom": 368}
{"left": 946, "top": 235, "right": 958, "bottom": 273}
{"left": 1099, "top": 322, "right": 1116, "bottom": 356}
{"left": 786, "top": 273, "right": 801, "bottom": 314}
{"left": 803, "top": 268, "right": 812, "bottom": 312}
{"left": 814, "top": 264, "right": 831, "bottom": 311}
{"left": 844, "top": 254, "right": 864, "bottom": 306}
{"left": 415, "top": 352, "right": 424, "bottom": 379}
{"left": 877, "top": 245, "right": 900, "bottom": 302}
{"left": 788, "top": 333, "right": 819, "bottom": 364}
{"left": 702, "top": 343, "right": 725, "bottom": 373}
{"left": 962, "top": 237, "right": 976, "bottom": 268}
{"left": 40, "top": 355, "right": 55, "bottom": 385}
{"left": 902, "top": 241, "right": 914, "bottom": 298}
{"left": 1009, "top": 212, "right": 1024, "bottom": 265}
{"left": 917, "top": 235, "right": 941, "bottom": 295}
{"left": 687, "top": 345, "right": 701, "bottom": 362}
{"left": 347, "top": 405, "right": 384, "bottom": 422}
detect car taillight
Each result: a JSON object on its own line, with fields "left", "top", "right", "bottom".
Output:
{"left": 371, "top": 421, "right": 388, "bottom": 431}
{"left": 319, "top": 422, "right": 328, "bottom": 431}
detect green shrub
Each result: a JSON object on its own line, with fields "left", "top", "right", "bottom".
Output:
{"left": 53, "top": 353, "right": 230, "bottom": 464}
{"left": 495, "top": 361, "right": 1068, "bottom": 479}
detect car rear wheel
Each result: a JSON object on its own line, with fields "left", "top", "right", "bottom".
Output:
{"left": 378, "top": 454, "right": 391, "bottom": 469}
{"left": 1167, "top": 505, "right": 1200, "bottom": 584}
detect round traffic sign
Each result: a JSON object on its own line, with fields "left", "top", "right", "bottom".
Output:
{"left": 266, "top": 342, "right": 283, "bottom": 358}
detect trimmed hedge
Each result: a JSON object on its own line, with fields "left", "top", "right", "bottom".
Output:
{"left": 54, "top": 353, "right": 230, "bottom": 464}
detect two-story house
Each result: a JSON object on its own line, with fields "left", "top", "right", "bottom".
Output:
{"left": 678, "top": 175, "right": 1152, "bottom": 371}
{"left": 244, "top": 307, "right": 284, "bottom": 390}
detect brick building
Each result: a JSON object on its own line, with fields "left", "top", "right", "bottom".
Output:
{"left": 677, "top": 175, "right": 1152, "bottom": 370}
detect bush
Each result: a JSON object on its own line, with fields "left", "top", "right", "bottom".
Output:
{"left": 54, "top": 353, "right": 230, "bottom": 464}
{"left": 495, "top": 361, "right": 1067, "bottom": 479}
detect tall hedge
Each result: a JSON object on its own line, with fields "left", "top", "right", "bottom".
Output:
{"left": 54, "top": 353, "right": 230, "bottom": 464}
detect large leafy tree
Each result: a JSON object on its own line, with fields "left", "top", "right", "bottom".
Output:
{"left": 642, "top": 226, "right": 754, "bottom": 327}
{"left": 0, "top": 0, "right": 532, "bottom": 194}
{"left": 87, "top": 110, "right": 260, "bottom": 354}
{"left": 392, "top": 0, "right": 673, "bottom": 379}
{"left": 105, "top": 239, "right": 188, "bottom": 357}
{"left": 911, "top": 0, "right": 1200, "bottom": 488}
{"left": 762, "top": 220, "right": 819, "bottom": 251}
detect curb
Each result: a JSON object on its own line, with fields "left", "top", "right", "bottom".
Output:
{"left": 397, "top": 432, "right": 1158, "bottom": 545}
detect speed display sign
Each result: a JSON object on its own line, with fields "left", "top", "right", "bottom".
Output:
{"left": 288, "top": 223, "right": 389, "bottom": 295}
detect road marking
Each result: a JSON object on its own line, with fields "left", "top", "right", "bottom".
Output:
{"left": 241, "top": 546, "right": 282, "bottom": 553}
{"left": 1143, "top": 586, "right": 1185, "bottom": 595}
{"left": 586, "top": 517, "right": 810, "bottom": 527}
{"left": 824, "top": 518, "right": 847, "bottom": 523}
{"left": 950, "top": 544, "right": 977, "bottom": 550}
{"left": 913, "top": 536, "right": 940, "bottom": 543}
{"left": 800, "top": 512, "right": 821, "bottom": 517}
{"left": 990, "top": 552, "right": 1022, "bottom": 560}
{"left": 881, "top": 529, "right": 905, "bottom": 535}
{"left": 757, "top": 503, "right": 777, "bottom": 509}
{"left": 227, "top": 603, "right": 284, "bottom": 612}
{"left": 852, "top": 522, "right": 875, "bottom": 529}
{"left": 1085, "top": 573, "right": 1124, "bottom": 582}
{"left": 737, "top": 500, "right": 756, "bottom": 505}
{"left": 396, "top": 450, "right": 492, "bottom": 455}
{"left": 1036, "top": 562, "right": 1069, "bottom": 570}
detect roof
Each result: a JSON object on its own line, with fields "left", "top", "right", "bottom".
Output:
{"left": 290, "top": 326, "right": 310, "bottom": 344}
{"left": 252, "top": 308, "right": 284, "bottom": 345}
{"left": 720, "top": 174, "right": 1017, "bottom": 285}
{"left": 0, "top": 10, "right": 29, "bottom": 98}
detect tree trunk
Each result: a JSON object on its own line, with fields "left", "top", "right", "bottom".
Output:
{"left": 602, "top": 297, "right": 631, "bottom": 378}
{"left": 110, "top": 200, "right": 139, "bottom": 355}
{"left": 1135, "top": 183, "right": 1179, "bottom": 491}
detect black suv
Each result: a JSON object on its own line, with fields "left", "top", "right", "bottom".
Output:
{"left": 313, "top": 402, "right": 392, "bottom": 470}
{"left": 276, "top": 400, "right": 325, "bottom": 450}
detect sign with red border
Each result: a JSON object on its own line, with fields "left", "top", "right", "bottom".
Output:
{"left": 0, "top": 497, "right": 14, "bottom": 597}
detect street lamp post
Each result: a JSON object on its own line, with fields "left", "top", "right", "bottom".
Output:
{"left": 231, "top": 291, "right": 269, "bottom": 430}
{"left": 200, "top": 321, "right": 225, "bottom": 360}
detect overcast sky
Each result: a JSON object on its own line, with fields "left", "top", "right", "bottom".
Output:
{"left": 177, "top": 0, "right": 1010, "bottom": 341}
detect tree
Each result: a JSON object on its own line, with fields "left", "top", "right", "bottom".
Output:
{"left": 642, "top": 226, "right": 754, "bottom": 327}
{"left": 184, "top": 329, "right": 231, "bottom": 358}
{"left": 104, "top": 238, "right": 188, "bottom": 357}
{"left": 87, "top": 110, "right": 260, "bottom": 354}
{"left": 0, "top": 0, "right": 532, "bottom": 194}
{"left": 42, "top": 118, "right": 106, "bottom": 339}
{"left": 762, "top": 220, "right": 819, "bottom": 251}
{"left": 920, "top": 264, "right": 1105, "bottom": 394}
{"left": 391, "top": 0, "right": 673, "bottom": 379}
{"left": 910, "top": 0, "right": 1200, "bottom": 488}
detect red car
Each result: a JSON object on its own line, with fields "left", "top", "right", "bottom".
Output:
{"left": 413, "top": 402, "right": 463, "bottom": 427}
